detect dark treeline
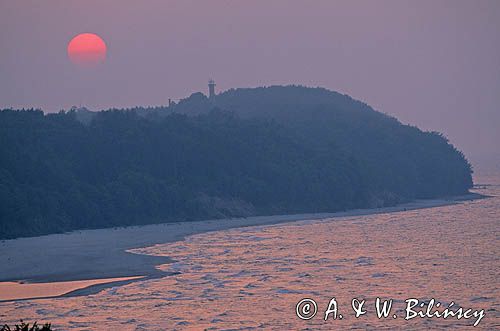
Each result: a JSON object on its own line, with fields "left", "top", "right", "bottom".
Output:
{"left": 0, "top": 86, "right": 472, "bottom": 239}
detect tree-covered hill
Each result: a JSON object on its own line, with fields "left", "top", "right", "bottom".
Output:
{"left": 0, "top": 86, "right": 472, "bottom": 239}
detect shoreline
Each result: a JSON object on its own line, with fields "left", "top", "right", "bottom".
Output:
{"left": 0, "top": 192, "right": 485, "bottom": 301}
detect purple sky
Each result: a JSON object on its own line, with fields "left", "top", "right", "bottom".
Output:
{"left": 1, "top": 0, "right": 499, "bottom": 172}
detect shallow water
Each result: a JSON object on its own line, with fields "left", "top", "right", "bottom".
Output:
{"left": 1, "top": 183, "right": 499, "bottom": 330}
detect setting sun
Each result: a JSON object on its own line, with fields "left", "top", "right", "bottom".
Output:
{"left": 67, "top": 33, "right": 107, "bottom": 67}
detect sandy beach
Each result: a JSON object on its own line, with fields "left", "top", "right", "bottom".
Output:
{"left": 0, "top": 193, "right": 482, "bottom": 291}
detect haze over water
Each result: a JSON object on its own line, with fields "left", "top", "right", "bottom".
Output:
{"left": 1, "top": 178, "right": 498, "bottom": 330}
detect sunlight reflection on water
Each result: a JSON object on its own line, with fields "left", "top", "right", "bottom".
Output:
{"left": 1, "top": 186, "right": 499, "bottom": 330}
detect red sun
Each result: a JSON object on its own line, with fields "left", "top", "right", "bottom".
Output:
{"left": 67, "top": 33, "right": 107, "bottom": 67}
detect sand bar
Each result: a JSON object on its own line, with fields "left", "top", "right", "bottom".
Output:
{"left": 0, "top": 276, "right": 144, "bottom": 302}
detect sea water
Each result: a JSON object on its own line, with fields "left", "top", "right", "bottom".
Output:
{"left": 1, "top": 176, "right": 498, "bottom": 330}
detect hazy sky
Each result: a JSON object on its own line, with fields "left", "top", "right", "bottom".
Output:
{"left": 1, "top": 0, "right": 499, "bottom": 171}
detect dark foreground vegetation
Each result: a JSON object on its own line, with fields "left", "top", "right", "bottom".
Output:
{"left": 0, "top": 86, "right": 472, "bottom": 239}
{"left": 1, "top": 321, "right": 52, "bottom": 331}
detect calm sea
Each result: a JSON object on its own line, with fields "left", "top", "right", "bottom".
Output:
{"left": 1, "top": 175, "right": 499, "bottom": 330}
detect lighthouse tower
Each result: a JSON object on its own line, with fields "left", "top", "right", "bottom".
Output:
{"left": 208, "top": 79, "right": 216, "bottom": 99}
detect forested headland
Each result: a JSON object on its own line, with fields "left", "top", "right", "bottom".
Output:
{"left": 0, "top": 86, "right": 473, "bottom": 239}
